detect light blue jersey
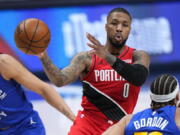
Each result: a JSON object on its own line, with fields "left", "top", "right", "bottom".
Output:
{"left": 125, "top": 105, "right": 180, "bottom": 135}
{"left": 0, "top": 76, "right": 45, "bottom": 135}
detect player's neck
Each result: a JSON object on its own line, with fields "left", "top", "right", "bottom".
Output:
{"left": 105, "top": 44, "right": 126, "bottom": 56}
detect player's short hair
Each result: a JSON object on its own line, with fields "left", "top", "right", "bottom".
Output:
{"left": 150, "top": 74, "right": 179, "bottom": 109}
{"left": 107, "top": 7, "right": 132, "bottom": 21}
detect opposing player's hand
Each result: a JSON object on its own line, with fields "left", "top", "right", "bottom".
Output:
{"left": 86, "top": 32, "right": 110, "bottom": 59}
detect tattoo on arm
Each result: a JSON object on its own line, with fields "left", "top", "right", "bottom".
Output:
{"left": 41, "top": 53, "right": 65, "bottom": 86}
{"left": 133, "top": 50, "right": 150, "bottom": 69}
{"left": 105, "top": 54, "right": 117, "bottom": 66}
{"left": 40, "top": 52, "right": 88, "bottom": 86}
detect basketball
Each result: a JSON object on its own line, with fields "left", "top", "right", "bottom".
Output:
{"left": 14, "top": 18, "right": 50, "bottom": 55}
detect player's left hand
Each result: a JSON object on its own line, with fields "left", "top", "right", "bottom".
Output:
{"left": 86, "top": 32, "right": 110, "bottom": 59}
{"left": 35, "top": 51, "right": 47, "bottom": 59}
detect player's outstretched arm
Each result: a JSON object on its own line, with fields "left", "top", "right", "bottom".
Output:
{"left": 37, "top": 51, "right": 88, "bottom": 87}
{"left": 0, "top": 54, "right": 75, "bottom": 121}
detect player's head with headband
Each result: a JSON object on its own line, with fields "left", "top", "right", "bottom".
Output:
{"left": 150, "top": 74, "right": 180, "bottom": 110}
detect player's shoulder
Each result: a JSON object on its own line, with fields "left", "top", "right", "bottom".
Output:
{"left": 75, "top": 51, "right": 91, "bottom": 56}
{"left": 73, "top": 51, "right": 92, "bottom": 61}
{"left": 0, "top": 54, "right": 16, "bottom": 75}
{"left": 0, "top": 54, "right": 14, "bottom": 63}
{"left": 133, "top": 50, "right": 150, "bottom": 61}
{"left": 0, "top": 53, "right": 10, "bottom": 59}
{"left": 0, "top": 54, "right": 20, "bottom": 70}
{"left": 133, "top": 50, "right": 149, "bottom": 55}
{"left": 72, "top": 51, "right": 92, "bottom": 68}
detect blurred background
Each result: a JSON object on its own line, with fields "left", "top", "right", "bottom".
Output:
{"left": 0, "top": 0, "right": 180, "bottom": 134}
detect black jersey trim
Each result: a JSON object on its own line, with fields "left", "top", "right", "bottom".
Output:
{"left": 82, "top": 81, "right": 127, "bottom": 121}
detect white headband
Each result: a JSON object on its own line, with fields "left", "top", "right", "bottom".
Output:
{"left": 150, "top": 81, "right": 179, "bottom": 103}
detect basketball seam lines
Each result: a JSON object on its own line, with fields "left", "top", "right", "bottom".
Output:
{"left": 16, "top": 24, "right": 34, "bottom": 48}
{"left": 30, "top": 20, "right": 39, "bottom": 42}
{"left": 18, "top": 46, "right": 46, "bottom": 48}
{"left": 24, "top": 20, "right": 31, "bottom": 54}
{"left": 26, "top": 19, "right": 39, "bottom": 54}
{"left": 31, "top": 29, "right": 50, "bottom": 42}
{"left": 24, "top": 20, "right": 31, "bottom": 42}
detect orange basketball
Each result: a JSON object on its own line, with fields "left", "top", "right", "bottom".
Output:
{"left": 14, "top": 18, "right": 50, "bottom": 55}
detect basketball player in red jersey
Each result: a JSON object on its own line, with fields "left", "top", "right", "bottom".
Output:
{"left": 37, "top": 7, "right": 150, "bottom": 135}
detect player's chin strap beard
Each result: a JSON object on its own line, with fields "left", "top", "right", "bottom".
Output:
{"left": 109, "top": 37, "right": 126, "bottom": 49}
{"left": 150, "top": 81, "right": 179, "bottom": 103}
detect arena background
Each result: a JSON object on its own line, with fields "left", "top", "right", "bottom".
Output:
{"left": 0, "top": 0, "right": 180, "bottom": 134}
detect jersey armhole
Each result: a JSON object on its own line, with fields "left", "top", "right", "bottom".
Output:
{"left": 81, "top": 54, "right": 95, "bottom": 80}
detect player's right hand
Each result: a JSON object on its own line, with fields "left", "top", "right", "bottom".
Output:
{"left": 36, "top": 51, "right": 47, "bottom": 59}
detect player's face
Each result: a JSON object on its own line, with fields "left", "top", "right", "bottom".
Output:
{"left": 106, "top": 12, "right": 131, "bottom": 49}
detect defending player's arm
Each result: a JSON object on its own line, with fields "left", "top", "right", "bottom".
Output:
{"left": 102, "top": 115, "right": 132, "bottom": 135}
{"left": 38, "top": 51, "right": 88, "bottom": 87}
{"left": 0, "top": 54, "right": 75, "bottom": 121}
{"left": 86, "top": 33, "right": 150, "bottom": 86}
{"left": 102, "top": 116, "right": 126, "bottom": 135}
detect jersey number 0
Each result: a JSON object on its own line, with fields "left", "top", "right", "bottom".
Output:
{"left": 123, "top": 83, "right": 130, "bottom": 98}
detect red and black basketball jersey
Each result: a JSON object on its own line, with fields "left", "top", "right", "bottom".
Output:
{"left": 81, "top": 45, "right": 141, "bottom": 121}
